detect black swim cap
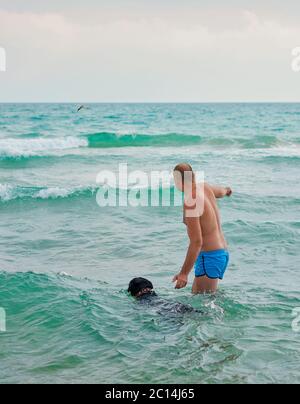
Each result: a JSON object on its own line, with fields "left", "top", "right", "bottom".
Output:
{"left": 128, "top": 278, "right": 154, "bottom": 297}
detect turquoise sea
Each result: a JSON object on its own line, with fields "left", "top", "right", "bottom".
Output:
{"left": 0, "top": 103, "right": 299, "bottom": 384}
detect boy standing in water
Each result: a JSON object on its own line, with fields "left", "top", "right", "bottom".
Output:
{"left": 173, "top": 163, "right": 232, "bottom": 294}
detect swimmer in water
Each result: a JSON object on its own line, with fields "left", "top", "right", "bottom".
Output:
{"left": 128, "top": 278, "right": 201, "bottom": 314}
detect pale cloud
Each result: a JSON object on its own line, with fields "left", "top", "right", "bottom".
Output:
{"left": 0, "top": 7, "right": 299, "bottom": 102}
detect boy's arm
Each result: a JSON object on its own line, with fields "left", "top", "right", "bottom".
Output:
{"left": 207, "top": 183, "right": 232, "bottom": 199}
{"left": 173, "top": 216, "right": 203, "bottom": 289}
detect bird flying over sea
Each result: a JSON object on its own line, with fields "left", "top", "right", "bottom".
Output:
{"left": 77, "top": 105, "right": 85, "bottom": 112}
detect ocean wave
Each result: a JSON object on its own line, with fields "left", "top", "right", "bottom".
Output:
{"left": 1, "top": 132, "right": 299, "bottom": 160}
{"left": 0, "top": 184, "right": 14, "bottom": 202}
{"left": 86, "top": 132, "right": 285, "bottom": 149}
{"left": 0, "top": 133, "right": 201, "bottom": 159}
{"left": 210, "top": 144, "right": 300, "bottom": 159}
{"left": 86, "top": 132, "right": 203, "bottom": 148}
{"left": 265, "top": 145, "right": 300, "bottom": 158}
{"left": 0, "top": 183, "right": 180, "bottom": 203}
{"left": 0, "top": 184, "right": 97, "bottom": 203}
{"left": 0, "top": 137, "right": 88, "bottom": 159}
{"left": 35, "top": 187, "right": 91, "bottom": 200}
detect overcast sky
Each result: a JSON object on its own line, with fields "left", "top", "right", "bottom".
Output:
{"left": 0, "top": 0, "right": 299, "bottom": 102}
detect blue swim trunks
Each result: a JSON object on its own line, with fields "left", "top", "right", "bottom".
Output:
{"left": 195, "top": 249, "right": 229, "bottom": 280}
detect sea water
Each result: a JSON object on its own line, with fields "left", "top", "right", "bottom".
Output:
{"left": 0, "top": 103, "right": 299, "bottom": 384}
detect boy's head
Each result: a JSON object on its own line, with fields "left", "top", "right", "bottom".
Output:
{"left": 128, "top": 278, "right": 154, "bottom": 298}
{"left": 173, "top": 163, "right": 195, "bottom": 192}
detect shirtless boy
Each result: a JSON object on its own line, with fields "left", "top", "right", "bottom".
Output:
{"left": 173, "top": 163, "right": 232, "bottom": 294}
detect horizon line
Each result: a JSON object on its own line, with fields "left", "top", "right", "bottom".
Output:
{"left": 1, "top": 101, "right": 300, "bottom": 104}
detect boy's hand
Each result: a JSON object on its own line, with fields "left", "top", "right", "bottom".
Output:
{"left": 173, "top": 273, "right": 188, "bottom": 289}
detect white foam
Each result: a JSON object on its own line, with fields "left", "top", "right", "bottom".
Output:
{"left": 0, "top": 184, "right": 14, "bottom": 201}
{"left": 0, "top": 184, "right": 92, "bottom": 202}
{"left": 198, "top": 144, "right": 300, "bottom": 159}
{"left": 35, "top": 187, "right": 73, "bottom": 199}
{"left": 266, "top": 145, "right": 300, "bottom": 158}
{"left": 0, "top": 137, "right": 88, "bottom": 158}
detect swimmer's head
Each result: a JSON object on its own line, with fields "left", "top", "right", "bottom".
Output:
{"left": 173, "top": 163, "right": 195, "bottom": 192}
{"left": 128, "top": 278, "right": 154, "bottom": 298}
